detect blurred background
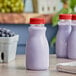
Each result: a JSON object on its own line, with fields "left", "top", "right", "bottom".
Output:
{"left": 0, "top": 0, "right": 76, "bottom": 54}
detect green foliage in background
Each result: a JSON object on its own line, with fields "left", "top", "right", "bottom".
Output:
{"left": 52, "top": 0, "right": 76, "bottom": 26}
{"left": 51, "top": 37, "right": 56, "bottom": 47}
{"left": 52, "top": 8, "right": 72, "bottom": 26}
{"left": 70, "top": 0, "right": 76, "bottom": 11}
{"left": 51, "top": 0, "right": 76, "bottom": 47}
{"left": 61, "top": 0, "right": 70, "bottom": 4}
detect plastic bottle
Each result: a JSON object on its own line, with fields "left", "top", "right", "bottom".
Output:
{"left": 56, "top": 14, "right": 72, "bottom": 58}
{"left": 26, "top": 18, "right": 49, "bottom": 70}
{"left": 68, "top": 14, "right": 76, "bottom": 59}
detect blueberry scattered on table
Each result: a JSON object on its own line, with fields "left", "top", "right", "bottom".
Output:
{"left": 0, "top": 28, "right": 16, "bottom": 37}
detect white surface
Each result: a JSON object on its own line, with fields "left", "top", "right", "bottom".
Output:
{"left": 57, "top": 62, "right": 76, "bottom": 74}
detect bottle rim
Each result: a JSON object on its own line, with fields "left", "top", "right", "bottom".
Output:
{"left": 72, "top": 14, "right": 76, "bottom": 20}
{"left": 59, "top": 14, "right": 72, "bottom": 20}
{"left": 30, "top": 18, "right": 45, "bottom": 24}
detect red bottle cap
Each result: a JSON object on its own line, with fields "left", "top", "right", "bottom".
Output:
{"left": 72, "top": 14, "right": 76, "bottom": 20}
{"left": 30, "top": 18, "right": 45, "bottom": 24}
{"left": 59, "top": 14, "right": 72, "bottom": 20}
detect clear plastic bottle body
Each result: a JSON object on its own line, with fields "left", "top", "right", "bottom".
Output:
{"left": 68, "top": 20, "right": 76, "bottom": 59}
{"left": 56, "top": 20, "right": 71, "bottom": 58}
{"left": 26, "top": 24, "right": 49, "bottom": 70}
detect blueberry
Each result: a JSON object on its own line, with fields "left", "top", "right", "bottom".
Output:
{"left": 11, "top": 32, "right": 15, "bottom": 36}
{"left": 1, "top": 33, "right": 6, "bottom": 37}
{"left": 0, "top": 32, "right": 2, "bottom": 34}
{"left": 0, "top": 32, "right": 2, "bottom": 37}
{"left": 0, "top": 28, "right": 16, "bottom": 37}
{"left": 8, "top": 32, "right": 15, "bottom": 37}
{"left": 0, "top": 34, "right": 2, "bottom": 37}
{"left": 5, "top": 34, "right": 10, "bottom": 37}
{"left": 0, "top": 28, "right": 5, "bottom": 33}
{"left": 6, "top": 29, "right": 10, "bottom": 33}
{"left": 0, "top": 29, "right": 2, "bottom": 32}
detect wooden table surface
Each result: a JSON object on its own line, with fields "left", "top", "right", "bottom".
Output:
{"left": 0, "top": 55, "right": 76, "bottom": 76}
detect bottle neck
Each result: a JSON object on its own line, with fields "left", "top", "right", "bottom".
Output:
{"left": 29, "top": 26, "right": 46, "bottom": 36}
{"left": 30, "top": 24, "right": 44, "bottom": 27}
{"left": 58, "top": 20, "right": 71, "bottom": 26}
